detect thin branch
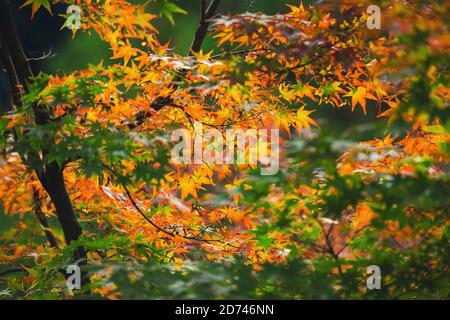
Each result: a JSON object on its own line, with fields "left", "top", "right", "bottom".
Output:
{"left": 0, "top": 268, "right": 28, "bottom": 277}
{"left": 315, "top": 215, "right": 344, "bottom": 277}
{"left": 335, "top": 227, "right": 366, "bottom": 257}
{"left": 200, "top": 0, "right": 206, "bottom": 22}
{"left": 122, "top": 180, "right": 178, "bottom": 238}
{"left": 101, "top": 163, "right": 234, "bottom": 246}
{"left": 149, "top": 1, "right": 222, "bottom": 109}
{"left": 0, "top": 44, "right": 22, "bottom": 107}
{"left": 210, "top": 47, "right": 269, "bottom": 59}
{"left": 27, "top": 47, "right": 56, "bottom": 61}
{"left": 189, "top": 0, "right": 221, "bottom": 55}
{"left": 33, "top": 188, "right": 59, "bottom": 248}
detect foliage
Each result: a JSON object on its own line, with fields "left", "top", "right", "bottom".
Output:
{"left": 0, "top": 0, "right": 448, "bottom": 299}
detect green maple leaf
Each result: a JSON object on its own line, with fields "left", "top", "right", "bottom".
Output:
{"left": 157, "top": 1, "right": 187, "bottom": 25}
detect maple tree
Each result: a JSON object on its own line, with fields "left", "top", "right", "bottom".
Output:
{"left": 0, "top": 0, "right": 448, "bottom": 299}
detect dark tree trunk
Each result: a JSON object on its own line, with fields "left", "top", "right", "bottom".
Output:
{"left": 0, "top": 0, "right": 88, "bottom": 283}
{"left": 38, "top": 163, "right": 89, "bottom": 282}
{"left": 37, "top": 162, "right": 82, "bottom": 244}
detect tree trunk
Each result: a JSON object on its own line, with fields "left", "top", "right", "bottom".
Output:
{"left": 0, "top": 0, "right": 88, "bottom": 283}
{"left": 37, "top": 162, "right": 83, "bottom": 245}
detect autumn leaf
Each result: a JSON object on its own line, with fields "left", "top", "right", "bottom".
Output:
{"left": 178, "top": 174, "right": 197, "bottom": 200}
{"left": 295, "top": 106, "right": 318, "bottom": 132}
{"left": 111, "top": 42, "right": 137, "bottom": 65}
{"left": 1, "top": 0, "right": 448, "bottom": 301}
{"left": 20, "top": 0, "right": 52, "bottom": 18}
{"left": 348, "top": 86, "right": 367, "bottom": 114}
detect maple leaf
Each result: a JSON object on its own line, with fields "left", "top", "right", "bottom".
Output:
{"left": 186, "top": 103, "right": 207, "bottom": 120}
{"left": 279, "top": 83, "right": 295, "bottom": 102}
{"left": 287, "top": 2, "right": 306, "bottom": 14}
{"left": 225, "top": 177, "right": 248, "bottom": 190}
{"left": 291, "top": 82, "right": 316, "bottom": 101}
{"left": 295, "top": 106, "right": 318, "bottom": 132}
{"left": 157, "top": 1, "right": 187, "bottom": 26}
{"left": 352, "top": 204, "right": 376, "bottom": 230}
{"left": 348, "top": 86, "right": 367, "bottom": 114}
{"left": 20, "top": 0, "right": 52, "bottom": 18}
{"left": 112, "top": 42, "right": 137, "bottom": 65}
{"left": 178, "top": 175, "right": 197, "bottom": 200}
{"left": 2, "top": 0, "right": 448, "bottom": 300}
{"left": 277, "top": 110, "right": 294, "bottom": 137}
{"left": 134, "top": 6, "right": 158, "bottom": 32}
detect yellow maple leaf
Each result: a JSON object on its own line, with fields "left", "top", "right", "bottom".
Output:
{"left": 296, "top": 106, "right": 318, "bottom": 132}
{"left": 349, "top": 86, "right": 367, "bottom": 114}
{"left": 178, "top": 175, "right": 197, "bottom": 200}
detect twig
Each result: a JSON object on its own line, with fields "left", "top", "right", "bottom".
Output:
{"left": 27, "top": 47, "right": 56, "bottom": 61}
{"left": 0, "top": 44, "right": 22, "bottom": 107}
{"left": 189, "top": 0, "right": 222, "bottom": 55}
{"left": 101, "top": 163, "right": 234, "bottom": 246}
{"left": 210, "top": 47, "right": 269, "bottom": 59}
{"left": 315, "top": 214, "right": 344, "bottom": 276}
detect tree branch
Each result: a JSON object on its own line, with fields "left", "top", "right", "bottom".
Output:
{"left": 189, "top": 0, "right": 221, "bottom": 55}
{"left": 101, "top": 163, "right": 236, "bottom": 247}
{"left": 0, "top": 44, "right": 22, "bottom": 107}
{"left": 0, "top": 0, "right": 34, "bottom": 87}
{"left": 149, "top": 1, "right": 221, "bottom": 111}
{"left": 0, "top": 1, "right": 87, "bottom": 277}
